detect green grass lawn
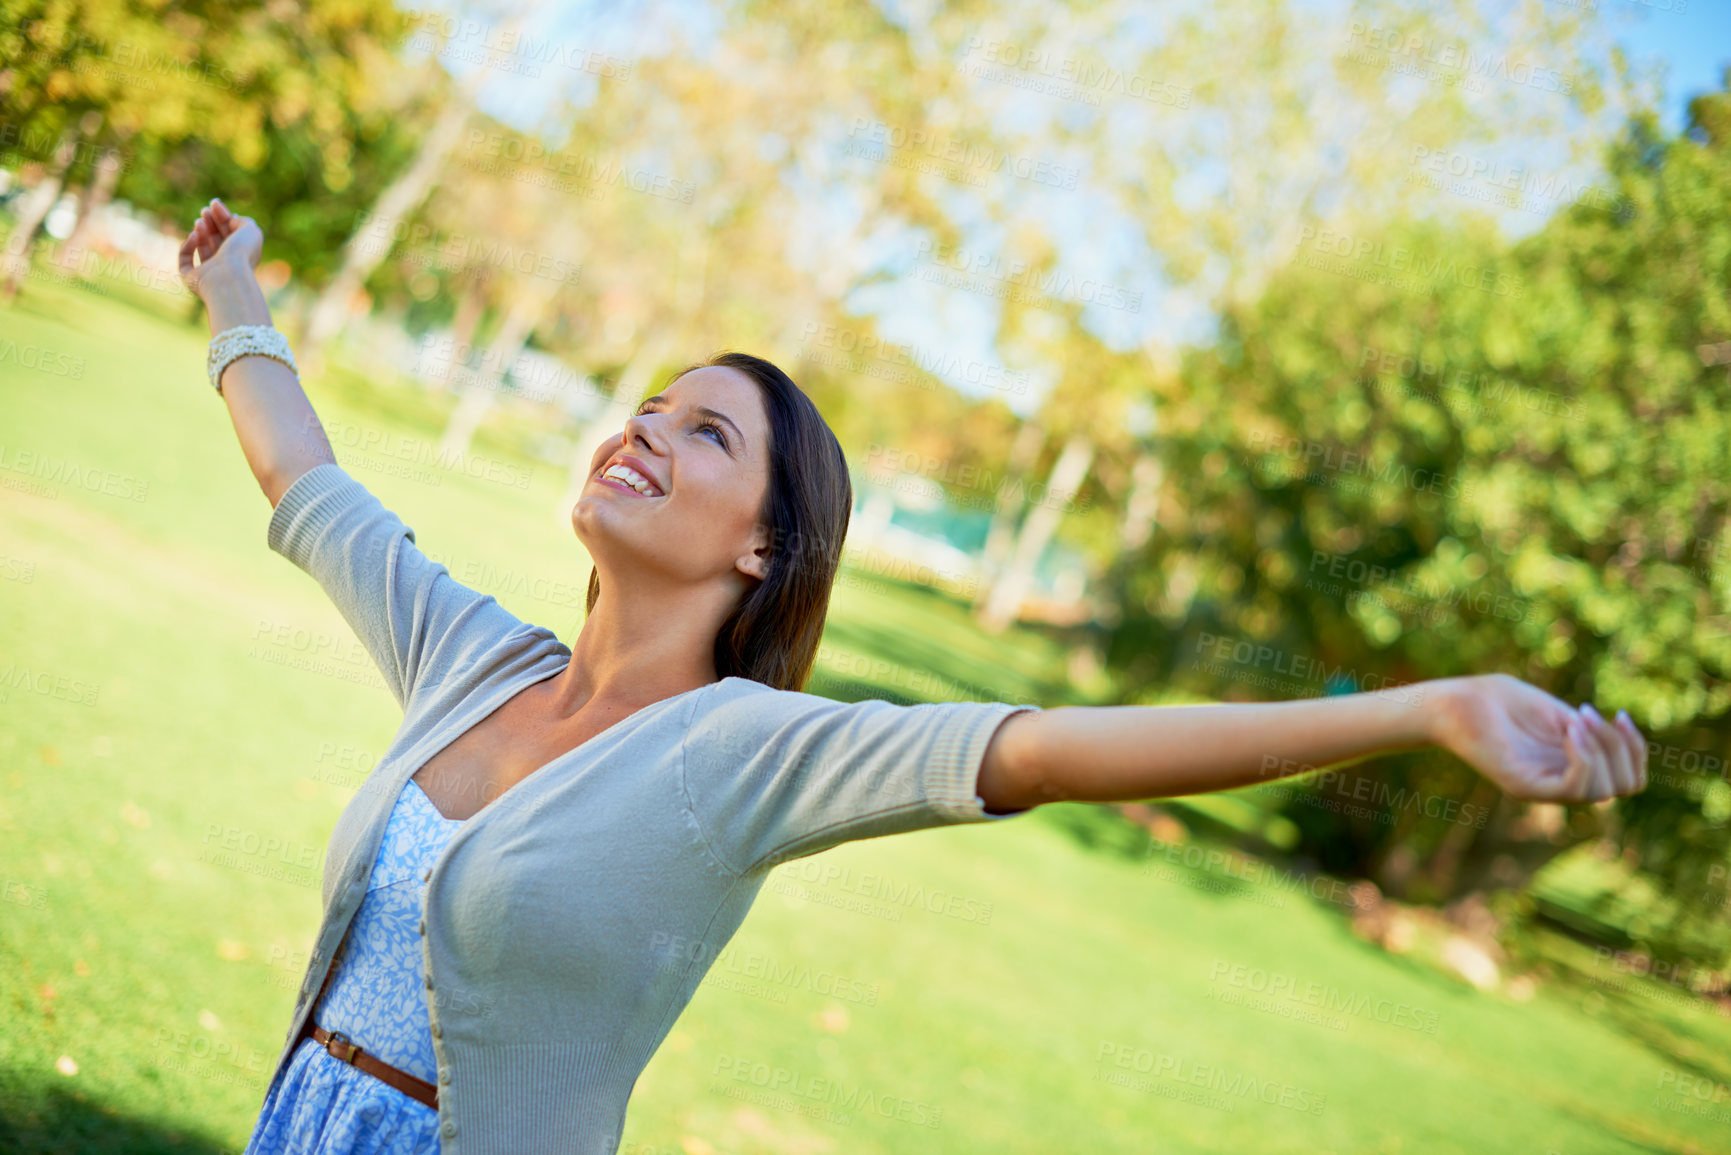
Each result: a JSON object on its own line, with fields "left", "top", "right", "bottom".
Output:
{"left": 2, "top": 276, "right": 1728, "bottom": 1154}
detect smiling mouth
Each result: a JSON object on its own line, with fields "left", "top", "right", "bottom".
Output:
{"left": 593, "top": 463, "right": 666, "bottom": 498}
{"left": 594, "top": 475, "right": 659, "bottom": 498}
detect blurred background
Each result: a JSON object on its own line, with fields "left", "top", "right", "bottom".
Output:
{"left": 2, "top": 0, "right": 1729, "bottom": 1151}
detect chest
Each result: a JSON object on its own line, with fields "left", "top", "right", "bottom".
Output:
{"left": 409, "top": 687, "right": 631, "bottom": 821}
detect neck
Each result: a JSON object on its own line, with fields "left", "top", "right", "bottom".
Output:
{"left": 547, "top": 573, "right": 742, "bottom": 717}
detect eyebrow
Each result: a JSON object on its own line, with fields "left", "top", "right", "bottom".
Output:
{"left": 637, "top": 395, "right": 746, "bottom": 449}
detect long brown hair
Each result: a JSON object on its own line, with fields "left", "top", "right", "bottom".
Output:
{"left": 584, "top": 350, "right": 852, "bottom": 692}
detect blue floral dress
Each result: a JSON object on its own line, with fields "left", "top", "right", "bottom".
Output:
{"left": 245, "top": 779, "right": 464, "bottom": 1154}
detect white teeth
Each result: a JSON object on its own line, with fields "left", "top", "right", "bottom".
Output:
{"left": 602, "top": 463, "right": 661, "bottom": 496}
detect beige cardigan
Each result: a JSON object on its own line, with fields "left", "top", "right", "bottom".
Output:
{"left": 259, "top": 463, "right": 1040, "bottom": 1153}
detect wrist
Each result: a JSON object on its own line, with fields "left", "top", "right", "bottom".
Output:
{"left": 1419, "top": 676, "right": 1473, "bottom": 750}
{"left": 201, "top": 268, "right": 272, "bottom": 332}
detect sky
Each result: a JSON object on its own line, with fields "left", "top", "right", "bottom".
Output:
{"left": 455, "top": 0, "right": 1729, "bottom": 136}
{"left": 420, "top": 0, "right": 1728, "bottom": 415}
{"left": 865, "top": 0, "right": 1730, "bottom": 413}
{"left": 1611, "top": 0, "right": 1730, "bottom": 134}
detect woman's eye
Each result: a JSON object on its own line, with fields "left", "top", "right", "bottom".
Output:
{"left": 699, "top": 422, "right": 727, "bottom": 447}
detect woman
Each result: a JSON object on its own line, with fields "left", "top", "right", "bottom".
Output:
{"left": 180, "top": 198, "right": 1648, "bottom": 1154}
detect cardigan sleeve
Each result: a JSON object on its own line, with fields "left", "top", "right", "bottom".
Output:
{"left": 265, "top": 462, "right": 535, "bottom": 710}
{"left": 680, "top": 678, "right": 1042, "bottom": 875}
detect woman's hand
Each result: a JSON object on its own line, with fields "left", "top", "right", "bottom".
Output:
{"left": 1429, "top": 673, "right": 1648, "bottom": 803}
{"left": 177, "top": 198, "right": 263, "bottom": 302}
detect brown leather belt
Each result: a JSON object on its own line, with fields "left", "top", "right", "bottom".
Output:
{"left": 294, "top": 952, "right": 440, "bottom": 1110}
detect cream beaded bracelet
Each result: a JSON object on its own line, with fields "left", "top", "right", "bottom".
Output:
{"left": 208, "top": 324, "right": 299, "bottom": 395}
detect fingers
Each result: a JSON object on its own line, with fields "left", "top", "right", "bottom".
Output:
{"left": 177, "top": 228, "right": 200, "bottom": 272}
{"left": 1616, "top": 711, "right": 1649, "bottom": 792}
{"left": 1592, "top": 704, "right": 1646, "bottom": 795}
{"left": 186, "top": 218, "right": 211, "bottom": 264}
{"left": 180, "top": 202, "right": 239, "bottom": 285}
{"left": 210, "top": 199, "right": 245, "bottom": 238}
{"left": 1551, "top": 703, "right": 1650, "bottom": 805}
{"left": 1581, "top": 704, "right": 1636, "bottom": 797}
{"left": 195, "top": 217, "right": 220, "bottom": 261}
{"left": 198, "top": 204, "right": 233, "bottom": 245}
{"left": 1562, "top": 714, "right": 1597, "bottom": 802}
{"left": 194, "top": 202, "right": 241, "bottom": 260}
{"left": 180, "top": 206, "right": 227, "bottom": 274}
{"left": 1578, "top": 710, "right": 1614, "bottom": 802}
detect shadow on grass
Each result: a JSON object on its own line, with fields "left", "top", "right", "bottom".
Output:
{"left": 1036, "top": 801, "right": 1294, "bottom": 908}
{"left": 821, "top": 575, "right": 1080, "bottom": 707}
{"left": 0, "top": 1080, "right": 237, "bottom": 1155}
{"left": 1517, "top": 919, "right": 1731, "bottom": 1086}
{"left": 1305, "top": 891, "right": 1490, "bottom": 1000}
{"left": 1598, "top": 987, "right": 1731, "bottom": 1087}
{"left": 5, "top": 263, "right": 200, "bottom": 332}
{"left": 1040, "top": 800, "right": 1159, "bottom": 862}
{"left": 1543, "top": 962, "right": 1731, "bottom": 1091}
{"left": 0, "top": 282, "right": 92, "bottom": 329}
{"left": 805, "top": 667, "right": 926, "bottom": 708}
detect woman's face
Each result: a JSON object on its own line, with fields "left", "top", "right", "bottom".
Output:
{"left": 573, "top": 365, "right": 774, "bottom": 590}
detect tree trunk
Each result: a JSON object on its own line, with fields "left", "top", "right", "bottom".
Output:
{"left": 301, "top": 96, "right": 474, "bottom": 354}
{"left": 432, "top": 280, "right": 490, "bottom": 394}
{"left": 977, "top": 433, "right": 1094, "bottom": 634}
{"left": 436, "top": 276, "right": 557, "bottom": 463}
{"left": 1435, "top": 795, "right": 1587, "bottom": 900}
{"left": 298, "top": 8, "right": 518, "bottom": 356}
{"left": 1118, "top": 449, "right": 1163, "bottom": 555}
{"left": 1415, "top": 777, "right": 1504, "bottom": 900}
{"left": 1, "top": 128, "right": 80, "bottom": 302}
{"left": 1086, "top": 446, "right": 1164, "bottom": 630}
{"left": 970, "top": 418, "right": 1047, "bottom": 611}
{"left": 56, "top": 135, "right": 127, "bottom": 269}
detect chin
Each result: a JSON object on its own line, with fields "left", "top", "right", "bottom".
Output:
{"left": 569, "top": 502, "right": 633, "bottom": 563}
{"left": 570, "top": 496, "right": 604, "bottom": 544}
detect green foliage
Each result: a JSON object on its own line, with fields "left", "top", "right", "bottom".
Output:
{"left": 0, "top": 0, "right": 425, "bottom": 280}
{"left": 1105, "top": 77, "right": 1731, "bottom": 969}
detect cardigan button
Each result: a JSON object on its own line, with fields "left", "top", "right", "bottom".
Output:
{"left": 442, "top": 1121, "right": 456, "bottom": 1137}
{"left": 422, "top": 867, "right": 432, "bottom": 882}
{"left": 418, "top": 918, "right": 426, "bottom": 935}
{"left": 424, "top": 973, "right": 433, "bottom": 989}
{"left": 439, "top": 1067, "right": 452, "bottom": 1085}
{"left": 431, "top": 1022, "right": 442, "bottom": 1039}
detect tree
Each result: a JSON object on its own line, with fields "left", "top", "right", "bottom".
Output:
{"left": 0, "top": 116, "right": 83, "bottom": 300}
{"left": 1100, "top": 74, "right": 1731, "bottom": 975}
{"left": 53, "top": 121, "right": 128, "bottom": 269}
{"left": 0, "top": 0, "right": 414, "bottom": 298}
{"left": 298, "top": 49, "right": 491, "bottom": 357}
{"left": 749, "top": 0, "right": 1640, "bottom": 631}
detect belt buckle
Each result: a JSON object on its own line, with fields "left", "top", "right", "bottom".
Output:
{"left": 325, "top": 1030, "right": 361, "bottom": 1064}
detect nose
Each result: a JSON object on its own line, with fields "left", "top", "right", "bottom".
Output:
{"left": 620, "top": 409, "right": 666, "bottom": 458}
{"left": 592, "top": 410, "right": 663, "bottom": 481}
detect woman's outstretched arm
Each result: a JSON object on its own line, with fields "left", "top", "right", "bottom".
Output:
{"left": 179, "top": 198, "right": 335, "bottom": 506}
{"left": 977, "top": 673, "right": 1649, "bottom": 812}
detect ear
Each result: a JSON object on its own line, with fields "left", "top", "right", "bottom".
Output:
{"left": 735, "top": 521, "right": 772, "bottom": 582}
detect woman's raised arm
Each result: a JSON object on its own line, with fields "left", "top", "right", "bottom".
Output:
{"left": 179, "top": 198, "right": 335, "bottom": 506}
{"left": 978, "top": 673, "right": 1649, "bottom": 812}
